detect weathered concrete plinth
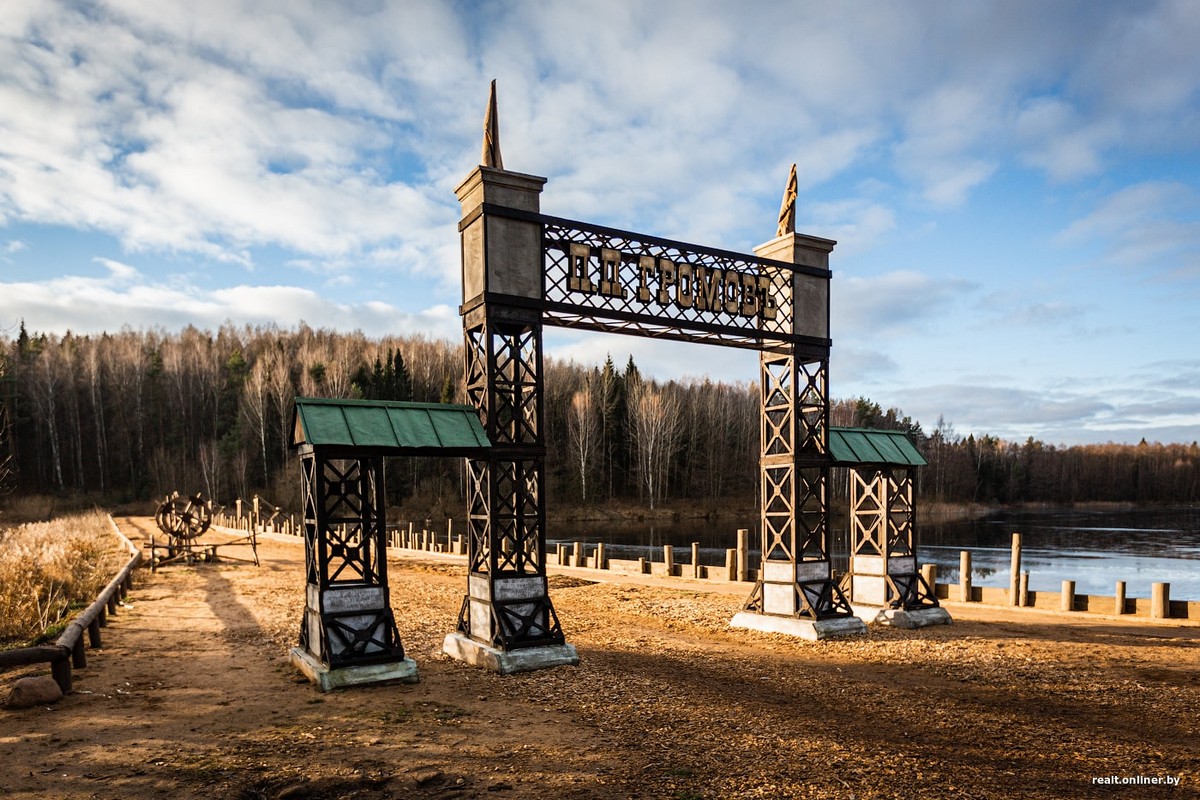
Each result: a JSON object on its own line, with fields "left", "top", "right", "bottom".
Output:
{"left": 289, "top": 647, "right": 420, "bottom": 692}
{"left": 442, "top": 633, "right": 579, "bottom": 674}
{"left": 729, "top": 611, "right": 867, "bottom": 641}
{"left": 851, "top": 605, "right": 953, "bottom": 629}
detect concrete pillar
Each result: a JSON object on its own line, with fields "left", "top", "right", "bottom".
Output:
{"left": 1151, "top": 582, "right": 1170, "bottom": 619}
{"left": 959, "top": 550, "right": 972, "bottom": 602}
{"left": 1009, "top": 533, "right": 1022, "bottom": 606}
{"left": 736, "top": 529, "right": 749, "bottom": 582}
{"left": 663, "top": 545, "right": 674, "bottom": 577}
{"left": 691, "top": 542, "right": 701, "bottom": 578}
{"left": 1061, "top": 580, "right": 1075, "bottom": 612}
{"left": 1115, "top": 580, "right": 1127, "bottom": 615}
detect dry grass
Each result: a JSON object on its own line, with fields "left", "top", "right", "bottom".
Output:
{"left": 0, "top": 509, "right": 125, "bottom": 645}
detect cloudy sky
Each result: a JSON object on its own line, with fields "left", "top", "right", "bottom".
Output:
{"left": 2, "top": 0, "right": 1199, "bottom": 446}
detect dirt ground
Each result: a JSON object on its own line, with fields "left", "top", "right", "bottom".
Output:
{"left": 2, "top": 516, "right": 1198, "bottom": 799}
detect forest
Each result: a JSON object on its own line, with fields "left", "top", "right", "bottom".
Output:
{"left": 1, "top": 322, "right": 1198, "bottom": 517}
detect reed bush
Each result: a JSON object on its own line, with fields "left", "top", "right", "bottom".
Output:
{"left": 0, "top": 510, "right": 124, "bottom": 645}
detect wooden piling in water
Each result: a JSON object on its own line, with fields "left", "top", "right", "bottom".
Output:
{"left": 1151, "top": 582, "right": 1170, "bottom": 619}
{"left": 959, "top": 550, "right": 972, "bottom": 602}
{"left": 736, "top": 529, "right": 749, "bottom": 582}
{"left": 1061, "top": 580, "right": 1075, "bottom": 612}
{"left": 1009, "top": 533, "right": 1022, "bottom": 606}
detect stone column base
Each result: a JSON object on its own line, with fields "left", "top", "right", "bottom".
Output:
{"left": 289, "top": 647, "right": 419, "bottom": 692}
{"left": 851, "top": 605, "right": 953, "bottom": 629}
{"left": 442, "top": 633, "right": 579, "bottom": 674}
{"left": 729, "top": 611, "right": 866, "bottom": 640}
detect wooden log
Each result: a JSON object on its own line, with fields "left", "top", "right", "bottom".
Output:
{"left": 1151, "top": 582, "right": 1170, "bottom": 619}
{"left": 1009, "top": 533, "right": 1022, "bottom": 606}
{"left": 663, "top": 545, "right": 674, "bottom": 577}
{"left": 725, "top": 549, "right": 736, "bottom": 581}
{"left": 959, "top": 550, "right": 972, "bottom": 602}
{"left": 920, "top": 563, "right": 937, "bottom": 591}
{"left": 596, "top": 542, "right": 607, "bottom": 570}
{"left": 691, "top": 542, "right": 701, "bottom": 578}
{"left": 1061, "top": 580, "right": 1075, "bottom": 612}
{"left": 1115, "top": 581, "right": 1127, "bottom": 615}
{"left": 51, "top": 655, "right": 72, "bottom": 694}
{"left": 88, "top": 618, "right": 102, "bottom": 649}
{"left": 71, "top": 634, "right": 87, "bottom": 668}
{"left": 736, "top": 528, "right": 749, "bottom": 582}
{"left": 1019, "top": 570, "right": 1029, "bottom": 607}
{"left": 0, "top": 644, "right": 69, "bottom": 669}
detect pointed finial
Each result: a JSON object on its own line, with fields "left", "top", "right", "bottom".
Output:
{"left": 481, "top": 79, "right": 503, "bottom": 169}
{"left": 775, "top": 163, "right": 797, "bottom": 237}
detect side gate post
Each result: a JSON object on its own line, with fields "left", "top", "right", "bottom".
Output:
{"left": 289, "top": 449, "right": 419, "bottom": 690}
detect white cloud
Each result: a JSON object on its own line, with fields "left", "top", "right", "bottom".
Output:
{"left": 1056, "top": 181, "right": 1200, "bottom": 277}
{"left": 0, "top": 266, "right": 459, "bottom": 340}
{"left": 834, "top": 270, "right": 976, "bottom": 338}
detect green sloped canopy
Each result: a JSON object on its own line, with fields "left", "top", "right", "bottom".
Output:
{"left": 291, "top": 397, "right": 491, "bottom": 456}
{"left": 829, "top": 427, "right": 927, "bottom": 467}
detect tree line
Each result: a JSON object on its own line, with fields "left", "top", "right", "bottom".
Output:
{"left": 1, "top": 323, "right": 1197, "bottom": 514}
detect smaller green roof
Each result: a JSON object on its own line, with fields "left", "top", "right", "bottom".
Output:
{"left": 829, "top": 427, "right": 927, "bottom": 467}
{"left": 292, "top": 397, "right": 491, "bottom": 455}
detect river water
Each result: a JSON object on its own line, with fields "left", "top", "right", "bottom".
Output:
{"left": 547, "top": 505, "right": 1200, "bottom": 600}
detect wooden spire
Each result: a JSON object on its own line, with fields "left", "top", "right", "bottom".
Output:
{"left": 481, "top": 79, "right": 503, "bottom": 169}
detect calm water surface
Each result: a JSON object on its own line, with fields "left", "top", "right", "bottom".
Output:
{"left": 548, "top": 506, "right": 1200, "bottom": 600}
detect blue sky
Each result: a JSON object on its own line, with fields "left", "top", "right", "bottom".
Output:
{"left": 1, "top": 0, "right": 1198, "bottom": 446}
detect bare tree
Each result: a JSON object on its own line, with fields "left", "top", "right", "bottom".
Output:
{"left": 628, "top": 379, "right": 681, "bottom": 509}
{"left": 567, "top": 377, "right": 599, "bottom": 502}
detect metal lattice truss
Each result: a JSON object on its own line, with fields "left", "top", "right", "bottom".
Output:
{"left": 459, "top": 305, "right": 564, "bottom": 650}
{"left": 542, "top": 218, "right": 815, "bottom": 350}
{"left": 465, "top": 313, "right": 542, "bottom": 446}
{"left": 466, "top": 458, "right": 544, "bottom": 576}
{"left": 760, "top": 353, "right": 831, "bottom": 562}
{"left": 848, "top": 466, "right": 938, "bottom": 611}
{"left": 299, "top": 453, "right": 405, "bottom": 668}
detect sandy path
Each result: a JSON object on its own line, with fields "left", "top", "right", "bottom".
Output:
{"left": 2, "top": 516, "right": 1198, "bottom": 799}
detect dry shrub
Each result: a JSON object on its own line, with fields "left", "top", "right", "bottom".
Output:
{"left": 0, "top": 510, "right": 124, "bottom": 644}
{"left": 0, "top": 494, "right": 59, "bottom": 525}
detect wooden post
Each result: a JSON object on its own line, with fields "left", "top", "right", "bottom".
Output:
{"left": 571, "top": 541, "right": 582, "bottom": 568}
{"left": 51, "top": 656, "right": 72, "bottom": 694}
{"left": 596, "top": 542, "right": 606, "bottom": 570}
{"left": 921, "top": 563, "right": 937, "bottom": 594}
{"left": 87, "top": 618, "right": 102, "bottom": 648}
{"left": 1061, "top": 580, "right": 1075, "bottom": 612}
{"left": 736, "top": 528, "right": 749, "bottom": 582}
{"left": 691, "top": 542, "right": 701, "bottom": 579}
{"left": 252, "top": 495, "right": 261, "bottom": 530}
{"left": 638, "top": 556, "right": 647, "bottom": 574}
{"left": 107, "top": 595, "right": 118, "bottom": 616}
{"left": 959, "top": 550, "right": 972, "bottom": 602}
{"left": 663, "top": 545, "right": 674, "bottom": 577}
{"left": 725, "top": 549, "right": 736, "bottom": 581}
{"left": 1151, "top": 582, "right": 1170, "bottom": 619}
{"left": 1009, "top": 533, "right": 1022, "bottom": 606}
{"left": 236, "top": 498, "right": 243, "bottom": 524}
{"left": 98, "top": 606, "right": 107, "bottom": 627}
{"left": 447, "top": 518, "right": 454, "bottom": 551}
{"left": 71, "top": 636, "right": 86, "bottom": 668}
{"left": 1019, "top": 571, "right": 1029, "bottom": 607}
{"left": 1114, "top": 581, "right": 1126, "bottom": 615}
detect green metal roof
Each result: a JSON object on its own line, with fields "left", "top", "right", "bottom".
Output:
{"left": 291, "top": 397, "right": 491, "bottom": 455}
{"left": 829, "top": 427, "right": 927, "bottom": 467}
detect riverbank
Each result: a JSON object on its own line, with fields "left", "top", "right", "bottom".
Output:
{"left": 2, "top": 516, "right": 1196, "bottom": 799}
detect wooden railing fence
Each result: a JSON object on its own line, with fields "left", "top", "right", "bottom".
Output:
{"left": 0, "top": 516, "right": 142, "bottom": 693}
